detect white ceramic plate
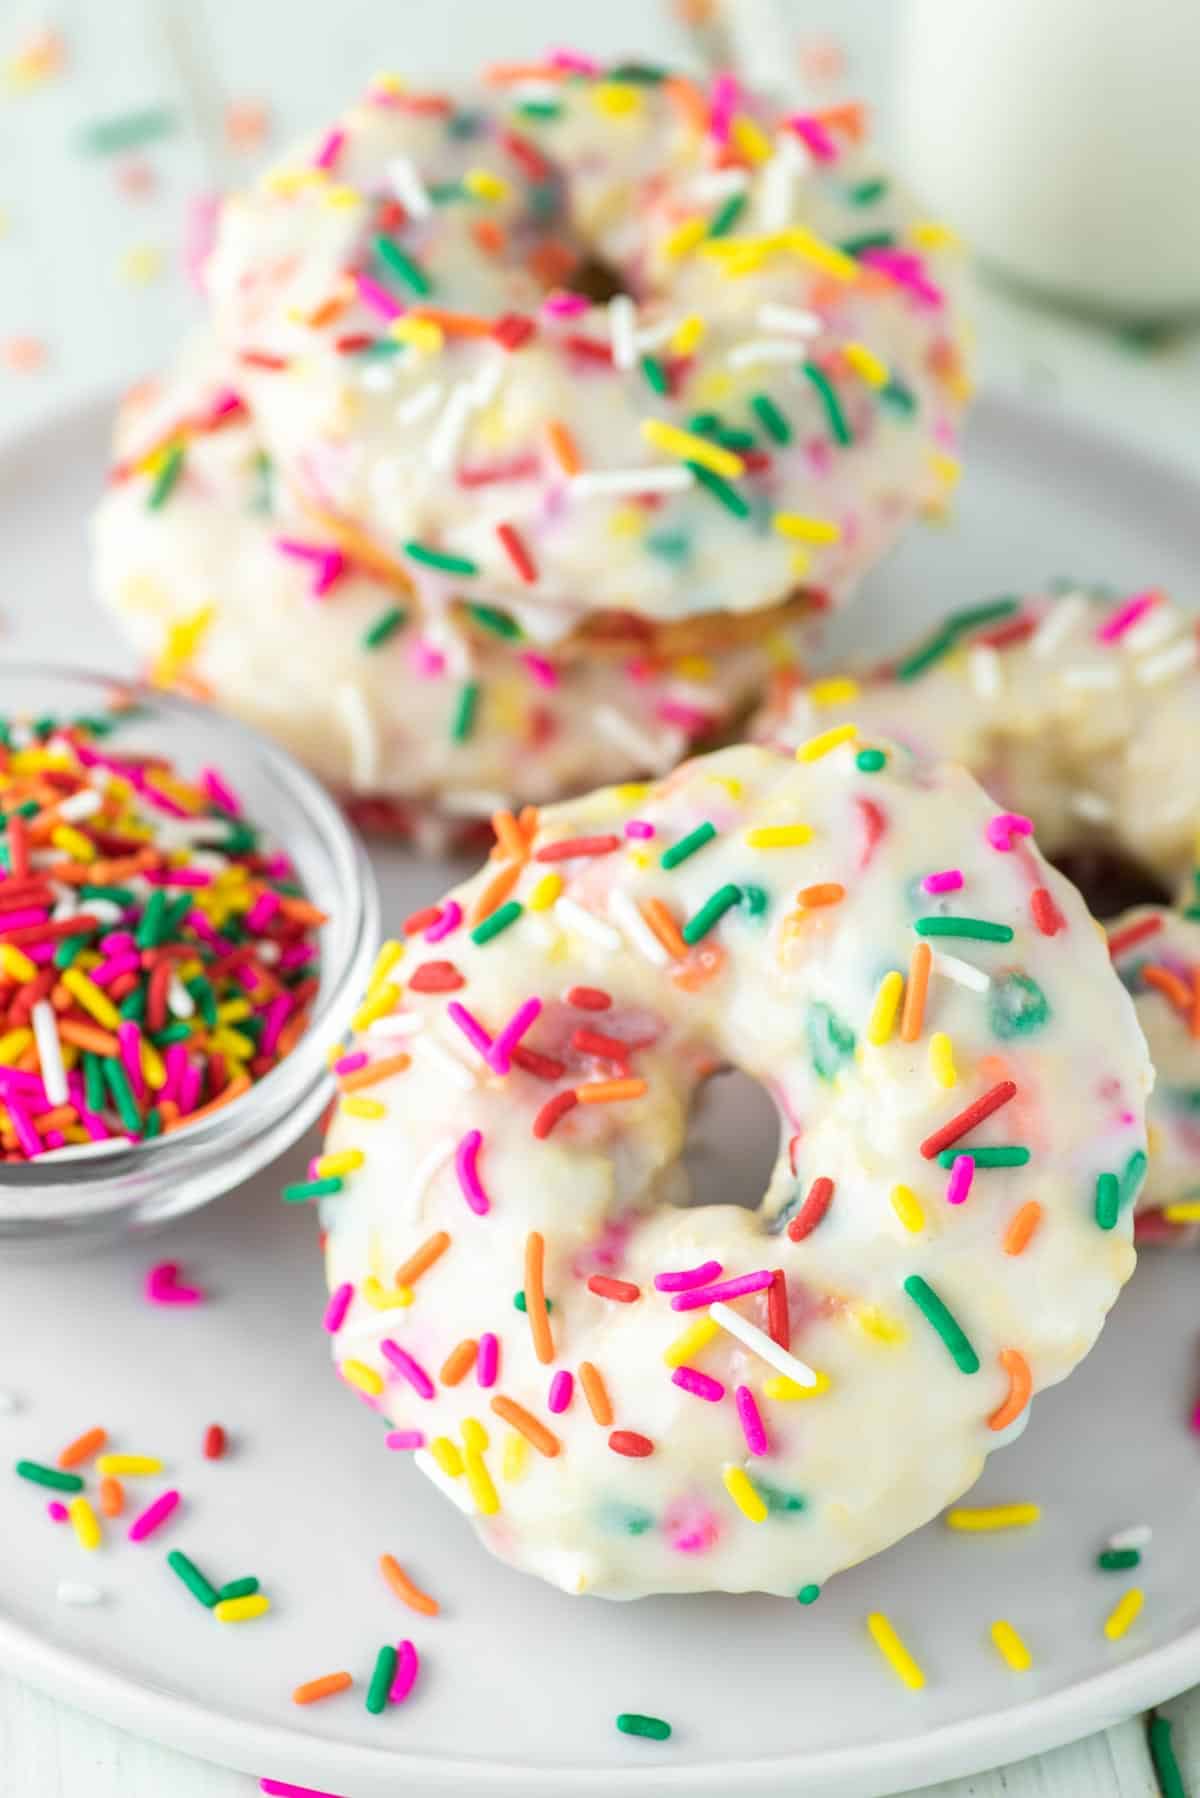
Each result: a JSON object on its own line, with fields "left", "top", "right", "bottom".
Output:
{"left": 1, "top": 394, "right": 1200, "bottom": 1798}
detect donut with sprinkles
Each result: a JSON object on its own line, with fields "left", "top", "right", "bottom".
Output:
{"left": 754, "top": 583, "right": 1200, "bottom": 1226}
{"left": 313, "top": 739, "right": 1148, "bottom": 1597}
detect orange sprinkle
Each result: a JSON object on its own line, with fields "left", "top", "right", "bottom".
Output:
{"left": 303, "top": 290, "right": 352, "bottom": 331}
{"left": 988, "top": 1347, "right": 1032, "bottom": 1432}
{"left": 472, "top": 217, "right": 505, "bottom": 257}
{"left": 490, "top": 809, "right": 529, "bottom": 863}
{"left": 578, "top": 1360, "right": 613, "bottom": 1427}
{"left": 546, "top": 418, "right": 582, "bottom": 477}
{"left": 57, "top": 1426, "right": 107, "bottom": 1470}
{"left": 528, "top": 239, "right": 577, "bottom": 288}
{"left": 524, "top": 1230, "right": 554, "bottom": 1364}
{"left": 304, "top": 508, "right": 413, "bottom": 592}
{"left": 439, "top": 1338, "right": 478, "bottom": 1386}
{"left": 663, "top": 73, "right": 710, "bottom": 134}
{"left": 276, "top": 1009, "right": 311, "bottom": 1059}
{"left": 57, "top": 1019, "right": 121, "bottom": 1056}
{"left": 1193, "top": 970, "right": 1200, "bottom": 1040}
{"left": 472, "top": 860, "right": 522, "bottom": 926}
{"left": 489, "top": 1395, "right": 561, "bottom": 1458}
{"left": 671, "top": 943, "right": 727, "bottom": 992}
{"left": 484, "top": 60, "right": 568, "bottom": 85}
{"left": 639, "top": 897, "right": 688, "bottom": 962}
{"left": 1003, "top": 1200, "right": 1043, "bottom": 1257}
{"left": 277, "top": 895, "right": 329, "bottom": 928}
{"left": 816, "top": 100, "right": 867, "bottom": 142}
{"left": 900, "top": 941, "right": 931, "bottom": 1043}
{"left": 1142, "top": 965, "right": 1193, "bottom": 1014}
{"left": 798, "top": 882, "right": 845, "bottom": 908}
{"left": 293, "top": 1671, "right": 353, "bottom": 1705}
{"left": 161, "top": 1072, "right": 251, "bottom": 1133}
{"left": 575, "top": 1077, "right": 647, "bottom": 1105}
{"left": 337, "top": 1053, "right": 411, "bottom": 1094}
{"left": 98, "top": 1475, "right": 124, "bottom": 1517}
{"left": 378, "top": 1552, "right": 439, "bottom": 1616}
{"left": 393, "top": 1229, "right": 450, "bottom": 1288}
{"left": 412, "top": 307, "right": 493, "bottom": 338}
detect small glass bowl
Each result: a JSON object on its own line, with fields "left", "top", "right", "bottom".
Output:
{"left": 0, "top": 665, "right": 379, "bottom": 1247}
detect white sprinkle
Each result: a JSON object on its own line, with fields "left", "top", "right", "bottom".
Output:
{"left": 1031, "top": 593, "right": 1086, "bottom": 658}
{"left": 570, "top": 465, "right": 694, "bottom": 499}
{"left": 50, "top": 892, "right": 80, "bottom": 923}
{"left": 687, "top": 166, "right": 749, "bottom": 204}
{"left": 56, "top": 1582, "right": 103, "bottom": 1607}
{"left": 967, "top": 645, "right": 1001, "bottom": 701}
{"left": 406, "top": 1136, "right": 457, "bottom": 1213}
{"left": 358, "top": 360, "right": 398, "bottom": 394}
{"left": 1069, "top": 790, "right": 1113, "bottom": 823}
{"left": 1123, "top": 608, "right": 1177, "bottom": 654}
{"left": 395, "top": 380, "right": 443, "bottom": 426}
{"left": 31, "top": 1001, "right": 68, "bottom": 1107}
{"left": 469, "top": 350, "right": 506, "bottom": 410}
{"left": 756, "top": 302, "right": 823, "bottom": 337}
{"left": 635, "top": 314, "right": 687, "bottom": 353}
{"left": 608, "top": 888, "right": 670, "bottom": 967}
{"left": 386, "top": 155, "right": 432, "bottom": 218}
{"left": 414, "top": 1447, "right": 475, "bottom": 1513}
{"left": 1060, "top": 665, "right": 1121, "bottom": 691}
{"left": 728, "top": 338, "right": 806, "bottom": 369}
{"left": 757, "top": 133, "right": 810, "bottom": 232}
{"left": 608, "top": 293, "right": 637, "bottom": 371}
{"left": 334, "top": 684, "right": 380, "bottom": 790}
{"left": 1107, "top": 1524, "right": 1152, "bottom": 1551}
{"left": 156, "top": 816, "right": 239, "bottom": 846}
{"left": 591, "top": 703, "right": 674, "bottom": 767}
{"left": 57, "top": 788, "right": 102, "bottom": 824}
{"left": 1136, "top": 639, "right": 1197, "bottom": 685}
{"left": 413, "top": 1034, "right": 477, "bottom": 1090}
{"left": 554, "top": 896, "right": 621, "bottom": 950}
{"left": 710, "top": 1300, "right": 818, "bottom": 1387}
{"left": 167, "top": 977, "right": 195, "bottom": 1019}
{"left": 428, "top": 383, "right": 477, "bottom": 472}
{"left": 932, "top": 951, "right": 991, "bottom": 992}
{"left": 365, "top": 1011, "right": 425, "bottom": 1039}
{"left": 80, "top": 898, "right": 124, "bottom": 927}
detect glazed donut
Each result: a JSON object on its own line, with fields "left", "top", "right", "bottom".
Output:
{"left": 93, "top": 343, "right": 812, "bottom": 841}
{"left": 202, "top": 57, "right": 967, "bottom": 644}
{"left": 315, "top": 740, "right": 1148, "bottom": 1598}
{"left": 754, "top": 583, "right": 1200, "bottom": 1219}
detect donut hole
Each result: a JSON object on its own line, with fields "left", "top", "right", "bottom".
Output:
{"left": 566, "top": 255, "right": 630, "bottom": 306}
{"left": 1051, "top": 844, "right": 1173, "bottom": 921}
{"left": 678, "top": 1066, "right": 783, "bottom": 1213}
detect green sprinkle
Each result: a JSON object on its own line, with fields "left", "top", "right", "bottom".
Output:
{"left": 516, "top": 100, "right": 563, "bottom": 120}
{"left": 102, "top": 1057, "right": 141, "bottom": 1134}
{"left": 645, "top": 530, "right": 691, "bottom": 565}
{"left": 186, "top": 975, "right": 218, "bottom": 1030}
{"left": 514, "top": 1290, "right": 553, "bottom": 1313}
{"left": 143, "top": 1107, "right": 162, "bottom": 1141}
{"left": 78, "top": 106, "right": 176, "bottom": 156}
{"left": 147, "top": 443, "right": 185, "bottom": 511}
{"left": 598, "top": 1500, "right": 653, "bottom": 1534}
{"left": 375, "top": 236, "right": 432, "bottom": 295}
{"left": 848, "top": 178, "right": 888, "bottom": 206}
{"left": 451, "top": 681, "right": 479, "bottom": 742}
{"left": 167, "top": 1550, "right": 220, "bottom": 1608}
{"left": 896, "top": 598, "right": 1020, "bottom": 681}
{"left": 282, "top": 1176, "right": 344, "bottom": 1204}
{"left": 750, "top": 392, "right": 791, "bottom": 444}
{"left": 685, "top": 460, "right": 751, "bottom": 518}
{"left": 366, "top": 1643, "right": 398, "bottom": 1715}
{"left": 80, "top": 884, "right": 137, "bottom": 906}
{"left": 682, "top": 883, "right": 742, "bottom": 944}
{"left": 251, "top": 450, "right": 274, "bottom": 515}
{"left": 802, "top": 361, "right": 852, "bottom": 446}
{"left": 362, "top": 605, "right": 407, "bottom": 650}
{"left": 607, "top": 61, "right": 667, "bottom": 82}
{"left": 471, "top": 901, "right": 522, "bottom": 945}
{"left": 1121, "top": 1148, "right": 1148, "bottom": 1211}
{"left": 216, "top": 1576, "right": 259, "bottom": 1601}
{"left": 839, "top": 230, "right": 896, "bottom": 257}
{"left": 914, "top": 916, "right": 1014, "bottom": 942}
{"left": 660, "top": 821, "right": 717, "bottom": 870}
{"left": 708, "top": 191, "right": 747, "bottom": 238}
{"left": 989, "top": 971, "right": 1051, "bottom": 1038}
{"left": 136, "top": 888, "right": 167, "bottom": 950}
{"left": 403, "top": 541, "right": 479, "bottom": 577}
{"left": 640, "top": 354, "right": 669, "bottom": 396}
{"left": 616, "top": 1713, "right": 672, "bottom": 1742}
{"left": 468, "top": 602, "right": 521, "bottom": 639}
{"left": 855, "top": 748, "right": 886, "bottom": 772}
{"left": 797, "top": 1583, "right": 822, "bottom": 1604}
{"left": 757, "top": 1479, "right": 807, "bottom": 1515}
{"left": 1095, "top": 1172, "right": 1120, "bottom": 1230}
{"left": 806, "top": 1001, "right": 856, "bottom": 1082}
{"left": 55, "top": 933, "right": 90, "bottom": 969}
{"left": 120, "top": 986, "right": 148, "bottom": 1023}
{"left": 1149, "top": 1715, "right": 1187, "bottom": 1798}
{"left": 16, "top": 1460, "right": 84, "bottom": 1493}
{"left": 903, "top": 1274, "right": 979, "bottom": 1373}
{"left": 1098, "top": 1548, "right": 1141, "bottom": 1571}
{"left": 880, "top": 378, "right": 916, "bottom": 416}
{"left": 937, "top": 1146, "right": 1031, "bottom": 1169}
{"left": 741, "top": 883, "right": 768, "bottom": 918}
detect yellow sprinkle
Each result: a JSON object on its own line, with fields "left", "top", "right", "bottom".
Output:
{"left": 368, "top": 939, "right": 404, "bottom": 994}
{"left": 51, "top": 824, "right": 96, "bottom": 862}
{"left": 789, "top": 548, "right": 811, "bottom": 579}
{"left": 615, "top": 783, "right": 650, "bottom": 804}
{"left": 463, "top": 1448, "right": 500, "bottom": 1515}
{"left": 852, "top": 1304, "right": 906, "bottom": 1344}
{"left": 593, "top": 81, "right": 640, "bottom": 115}
{"left": 663, "top": 216, "right": 707, "bottom": 260}
{"left": 867, "top": 1613, "right": 925, "bottom": 1689}
{"left": 991, "top": 1619, "right": 1032, "bottom": 1671}
{"left": 772, "top": 512, "right": 842, "bottom": 544}
{"left": 389, "top": 316, "right": 443, "bottom": 354}
{"left": 745, "top": 824, "right": 814, "bottom": 849}
{"left": 352, "top": 982, "right": 400, "bottom": 1033}
{"left": 663, "top": 1315, "right": 721, "bottom": 1369}
{"left": 640, "top": 418, "right": 745, "bottom": 481}
{"left": 930, "top": 449, "right": 961, "bottom": 489}
{"left": 462, "top": 167, "right": 509, "bottom": 202}
{"left": 945, "top": 1503, "right": 1041, "bottom": 1532}
{"left": 315, "top": 1149, "right": 364, "bottom": 1179}
{"left": 502, "top": 1431, "right": 528, "bottom": 1482}
{"left": 361, "top": 1276, "right": 413, "bottom": 1310}
{"left": 323, "top": 184, "right": 363, "bottom": 211}
{"left": 370, "top": 71, "right": 406, "bottom": 95}
{"left": 61, "top": 969, "right": 122, "bottom": 1032}
{"left": 674, "top": 655, "right": 712, "bottom": 681}
{"left": 118, "top": 243, "right": 163, "bottom": 286}
{"left": 764, "top": 1371, "right": 831, "bottom": 1401}
{"left": 68, "top": 1496, "right": 102, "bottom": 1552}
{"left": 461, "top": 1417, "right": 488, "bottom": 1454}
{"left": 608, "top": 504, "right": 645, "bottom": 540}
{"left": 796, "top": 723, "right": 857, "bottom": 762}
{"left": 527, "top": 872, "right": 563, "bottom": 912}
{"left": 669, "top": 314, "right": 705, "bottom": 356}
{"left": 210, "top": 1026, "right": 254, "bottom": 1062}
{"left": 341, "top": 1359, "right": 384, "bottom": 1397}
{"left": 153, "top": 606, "right": 214, "bottom": 686}
{"left": 342, "top": 1097, "right": 388, "bottom": 1120}
{"left": 95, "top": 1455, "right": 162, "bottom": 1477}
{"left": 0, "top": 944, "right": 37, "bottom": 982}
{"left": 1104, "top": 1587, "right": 1144, "bottom": 1641}
{"left": 710, "top": 776, "right": 743, "bottom": 800}
{"left": 214, "top": 1593, "right": 272, "bottom": 1623}
{"left": 216, "top": 998, "right": 252, "bottom": 1025}
{"left": 730, "top": 113, "right": 772, "bottom": 163}
{"left": 808, "top": 678, "right": 861, "bottom": 710}
{"left": 843, "top": 340, "right": 890, "bottom": 387}
{"left": 930, "top": 1032, "right": 958, "bottom": 1088}
{"left": 867, "top": 971, "right": 904, "bottom": 1045}
{"left": 1164, "top": 1202, "right": 1200, "bottom": 1223}
{"left": 781, "top": 225, "right": 860, "bottom": 282}
{"left": 722, "top": 1464, "right": 767, "bottom": 1524}
{"left": 911, "top": 218, "right": 961, "bottom": 251}
{"left": 429, "top": 1437, "right": 464, "bottom": 1479}
{"left": 0, "top": 1028, "right": 34, "bottom": 1065}
{"left": 890, "top": 1184, "right": 926, "bottom": 1233}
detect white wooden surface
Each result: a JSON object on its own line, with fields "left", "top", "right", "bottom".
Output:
{"left": 1, "top": 1, "right": 1198, "bottom": 1793}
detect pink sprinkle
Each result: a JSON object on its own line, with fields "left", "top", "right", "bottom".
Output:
{"left": 657, "top": 700, "right": 712, "bottom": 734}
{"left": 446, "top": 1000, "right": 493, "bottom": 1064}
{"left": 408, "top": 638, "right": 445, "bottom": 678}
{"left": 672, "top": 1365, "right": 725, "bottom": 1403}
{"left": 117, "top": 1021, "right": 146, "bottom": 1105}
{"left": 548, "top": 48, "right": 601, "bottom": 75}
{"left": 671, "top": 1270, "right": 773, "bottom": 1312}
{"left": 245, "top": 891, "right": 281, "bottom": 932}
{"left": 275, "top": 538, "right": 345, "bottom": 597}
{"left": 385, "top": 1430, "right": 426, "bottom": 1451}
{"left": 128, "top": 1488, "right": 180, "bottom": 1543}
{"left": 141, "top": 867, "right": 212, "bottom": 888}
{"left": 708, "top": 71, "right": 739, "bottom": 143}
{"left": 380, "top": 1340, "right": 435, "bottom": 1400}
{"left": 260, "top": 993, "right": 295, "bottom": 1059}
{"left": 139, "top": 780, "right": 190, "bottom": 818}
{"left": 476, "top": 1332, "right": 499, "bottom": 1388}
{"left": 335, "top": 1051, "right": 368, "bottom": 1076}
{"left": 735, "top": 1384, "right": 769, "bottom": 1457}
{"left": 624, "top": 819, "right": 655, "bottom": 839}
{"left": 488, "top": 996, "right": 542, "bottom": 1074}
{"left": 655, "top": 1260, "right": 723, "bottom": 1293}
{"left": 355, "top": 271, "right": 403, "bottom": 321}
{"left": 1189, "top": 1401, "right": 1200, "bottom": 1435}
{"left": 313, "top": 126, "right": 345, "bottom": 170}
{"left": 454, "top": 1129, "right": 490, "bottom": 1216}
{"left": 1098, "top": 589, "right": 1158, "bottom": 643}
{"left": 6, "top": 1092, "right": 42, "bottom": 1159}
{"left": 200, "top": 765, "right": 242, "bottom": 815}
{"left": 0, "top": 908, "right": 50, "bottom": 934}
{"left": 323, "top": 1282, "right": 354, "bottom": 1333}
{"left": 90, "top": 953, "right": 142, "bottom": 986}
{"left": 48, "top": 1501, "right": 69, "bottom": 1523}
{"left": 425, "top": 899, "right": 461, "bottom": 944}
{"left": 946, "top": 1154, "right": 974, "bottom": 1205}
{"left": 520, "top": 652, "right": 559, "bottom": 689}
{"left": 144, "top": 1261, "right": 204, "bottom": 1305}
{"left": 861, "top": 246, "right": 944, "bottom": 308}
{"left": 786, "top": 114, "right": 837, "bottom": 160}
{"left": 261, "top": 1782, "right": 346, "bottom": 1798}
{"left": 389, "top": 1639, "right": 420, "bottom": 1704}
{"left": 547, "top": 1370, "right": 573, "bottom": 1413}
{"left": 922, "top": 869, "right": 963, "bottom": 894}
{"left": 986, "top": 811, "right": 1033, "bottom": 852}
{"left": 541, "top": 289, "right": 591, "bottom": 317}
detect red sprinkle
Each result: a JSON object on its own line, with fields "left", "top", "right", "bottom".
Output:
{"left": 572, "top": 1027, "right": 630, "bottom": 1063}
{"left": 203, "top": 1423, "right": 227, "bottom": 1460}
{"left": 1030, "top": 886, "right": 1064, "bottom": 936}
{"left": 1108, "top": 914, "right": 1164, "bottom": 960}
{"left": 767, "top": 1268, "right": 790, "bottom": 1349}
{"left": 920, "top": 1080, "right": 1017, "bottom": 1160}
{"left": 500, "top": 130, "right": 552, "bottom": 181}
{"left": 408, "top": 960, "right": 465, "bottom": 993}
{"left": 787, "top": 1176, "right": 834, "bottom": 1242}
{"left": 534, "top": 835, "right": 621, "bottom": 862}
{"left": 608, "top": 1430, "right": 654, "bottom": 1458}
{"left": 495, "top": 521, "right": 538, "bottom": 584}
{"left": 491, "top": 312, "right": 537, "bottom": 351}
{"left": 587, "top": 1275, "right": 641, "bottom": 1303}
{"left": 511, "top": 1044, "right": 567, "bottom": 1082}
{"left": 854, "top": 796, "right": 887, "bottom": 867}
{"left": 563, "top": 334, "right": 614, "bottom": 365}
{"left": 567, "top": 986, "right": 612, "bottom": 1011}
{"left": 533, "top": 1090, "right": 578, "bottom": 1138}
{"left": 403, "top": 905, "right": 442, "bottom": 935}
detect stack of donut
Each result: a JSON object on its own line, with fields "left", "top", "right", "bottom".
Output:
{"left": 93, "top": 55, "right": 967, "bottom": 839}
